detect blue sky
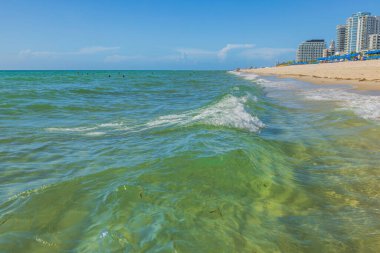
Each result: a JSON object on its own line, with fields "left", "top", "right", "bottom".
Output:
{"left": 0, "top": 0, "right": 379, "bottom": 70}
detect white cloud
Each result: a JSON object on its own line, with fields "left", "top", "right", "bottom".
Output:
{"left": 173, "top": 44, "right": 292, "bottom": 61}
{"left": 104, "top": 54, "right": 185, "bottom": 63}
{"left": 176, "top": 48, "right": 215, "bottom": 59}
{"left": 217, "top": 44, "right": 255, "bottom": 59}
{"left": 104, "top": 54, "right": 144, "bottom": 63}
{"left": 77, "top": 46, "right": 120, "bottom": 54}
{"left": 19, "top": 46, "right": 120, "bottom": 58}
{"left": 19, "top": 49, "right": 58, "bottom": 57}
{"left": 241, "top": 47, "right": 296, "bottom": 60}
{"left": 18, "top": 43, "right": 295, "bottom": 67}
{"left": 175, "top": 44, "right": 255, "bottom": 60}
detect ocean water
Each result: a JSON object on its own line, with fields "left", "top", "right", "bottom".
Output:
{"left": 0, "top": 70, "right": 380, "bottom": 252}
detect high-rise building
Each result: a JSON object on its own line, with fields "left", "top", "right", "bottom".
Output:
{"left": 296, "top": 40, "right": 326, "bottom": 62}
{"left": 336, "top": 25, "right": 346, "bottom": 53}
{"left": 345, "top": 12, "right": 371, "bottom": 53}
{"left": 369, "top": 34, "right": 380, "bottom": 50}
{"left": 375, "top": 16, "right": 380, "bottom": 33}
{"left": 357, "top": 15, "right": 378, "bottom": 51}
{"left": 344, "top": 12, "right": 380, "bottom": 52}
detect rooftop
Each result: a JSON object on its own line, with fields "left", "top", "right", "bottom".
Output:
{"left": 306, "top": 39, "right": 325, "bottom": 43}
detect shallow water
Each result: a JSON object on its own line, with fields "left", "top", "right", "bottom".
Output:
{"left": 0, "top": 70, "right": 379, "bottom": 252}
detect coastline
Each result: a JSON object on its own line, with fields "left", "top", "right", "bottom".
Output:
{"left": 240, "top": 60, "right": 380, "bottom": 91}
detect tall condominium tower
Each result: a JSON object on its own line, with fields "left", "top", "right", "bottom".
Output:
{"left": 375, "top": 16, "right": 380, "bottom": 34}
{"left": 369, "top": 34, "right": 380, "bottom": 50}
{"left": 336, "top": 25, "right": 346, "bottom": 54}
{"left": 357, "top": 15, "right": 379, "bottom": 51}
{"left": 344, "top": 12, "right": 380, "bottom": 52}
{"left": 345, "top": 12, "right": 371, "bottom": 53}
{"left": 296, "top": 40, "right": 326, "bottom": 62}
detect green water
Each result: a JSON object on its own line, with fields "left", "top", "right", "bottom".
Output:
{"left": 0, "top": 70, "right": 379, "bottom": 252}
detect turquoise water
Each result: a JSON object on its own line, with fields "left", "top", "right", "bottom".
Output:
{"left": 0, "top": 70, "right": 379, "bottom": 252}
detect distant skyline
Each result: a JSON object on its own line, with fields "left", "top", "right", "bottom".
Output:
{"left": 0, "top": 0, "right": 379, "bottom": 70}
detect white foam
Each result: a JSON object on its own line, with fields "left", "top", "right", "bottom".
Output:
{"left": 84, "top": 132, "right": 106, "bottom": 136}
{"left": 45, "top": 95, "right": 265, "bottom": 134}
{"left": 227, "top": 70, "right": 242, "bottom": 76}
{"left": 257, "top": 80, "right": 295, "bottom": 90}
{"left": 98, "top": 123, "right": 123, "bottom": 128}
{"left": 45, "top": 122, "right": 128, "bottom": 135}
{"left": 147, "top": 95, "right": 265, "bottom": 132}
{"left": 46, "top": 127, "right": 98, "bottom": 132}
{"left": 245, "top": 92, "right": 258, "bottom": 102}
{"left": 230, "top": 71, "right": 295, "bottom": 90}
{"left": 227, "top": 71, "right": 261, "bottom": 81}
{"left": 301, "top": 89, "right": 380, "bottom": 121}
{"left": 241, "top": 74, "right": 260, "bottom": 81}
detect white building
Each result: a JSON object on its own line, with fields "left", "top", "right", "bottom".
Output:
{"left": 336, "top": 25, "right": 346, "bottom": 54}
{"left": 329, "top": 40, "right": 335, "bottom": 56}
{"left": 369, "top": 34, "right": 380, "bottom": 50}
{"left": 345, "top": 12, "right": 371, "bottom": 53}
{"left": 375, "top": 16, "right": 380, "bottom": 34}
{"left": 322, "top": 41, "right": 336, "bottom": 57}
{"left": 357, "top": 15, "right": 379, "bottom": 51}
{"left": 296, "top": 40, "right": 326, "bottom": 62}
{"left": 322, "top": 49, "right": 329, "bottom": 58}
{"left": 345, "top": 12, "right": 380, "bottom": 53}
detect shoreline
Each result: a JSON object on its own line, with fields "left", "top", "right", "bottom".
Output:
{"left": 240, "top": 60, "right": 380, "bottom": 91}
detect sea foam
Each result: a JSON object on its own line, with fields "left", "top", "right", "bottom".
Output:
{"left": 301, "top": 89, "right": 380, "bottom": 121}
{"left": 147, "top": 95, "right": 265, "bottom": 132}
{"left": 46, "top": 95, "right": 264, "bottom": 134}
{"left": 229, "top": 71, "right": 295, "bottom": 90}
{"left": 45, "top": 122, "right": 127, "bottom": 135}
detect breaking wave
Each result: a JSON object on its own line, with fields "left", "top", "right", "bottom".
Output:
{"left": 45, "top": 122, "right": 128, "bottom": 136}
{"left": 46, "top": 95, "right": 264, "bottom": 134}
{"left": 229, "top": 71, "right": 380, "bottom": 122}
{"left": 147, "top": 94, "right": 265, "bottom": 132}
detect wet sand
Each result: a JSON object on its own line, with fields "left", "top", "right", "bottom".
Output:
{"left": 241, "top": 60, "right": 380, "bottom": 91}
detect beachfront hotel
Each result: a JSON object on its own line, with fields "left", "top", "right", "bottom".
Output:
{"left": 369, "top": 34, "right": 380, "bottom": 50}
{"left": 345, "top": 12, "right": 370, "bottom": 53}
{"left": 296, "top": 11, "right": 380, "bottom": 63}
{"left": 344, "top": 12, "right": 380, "bottom": 53}
{"left": 296, "top": 40, "right": 326, "bottom": 62}
{"left": 357, "top": 15, "right": 380, "bottom": 51}
{"left": 336, "top": 25, "right": 346, "bottom": 54}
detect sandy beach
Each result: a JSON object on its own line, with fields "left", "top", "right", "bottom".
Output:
{"left": 241, "top": 60, "right": 380, "bottom": 90}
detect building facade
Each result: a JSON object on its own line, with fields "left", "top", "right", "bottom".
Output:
{"left": 345, "top": 12, "right": 371, "bottom": 53}
{"left": 357, "top": 15, "right": 378, "bottom": 51}
{"left": 296, "top": 40, "right": 326, "bottom": 62}
{"left": 329, "top": 40, "right": 335, "bottom": 55}
{"left": 344, "top": 12, "right": 380, "bottom": 53}
{"left": 369, "top": 34, "right": 380, "bottom": 50}
{"left": 322, "top": 40, "right": 336, "bottom": 57}
{"left": 336, "top": 25, "right": 346, "bottom": 54}
{"left": 376, "top": 16, "right": 380, "bottom": 33}
{"left": 322, "top": 49, "right": 329, "bottom": 58}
